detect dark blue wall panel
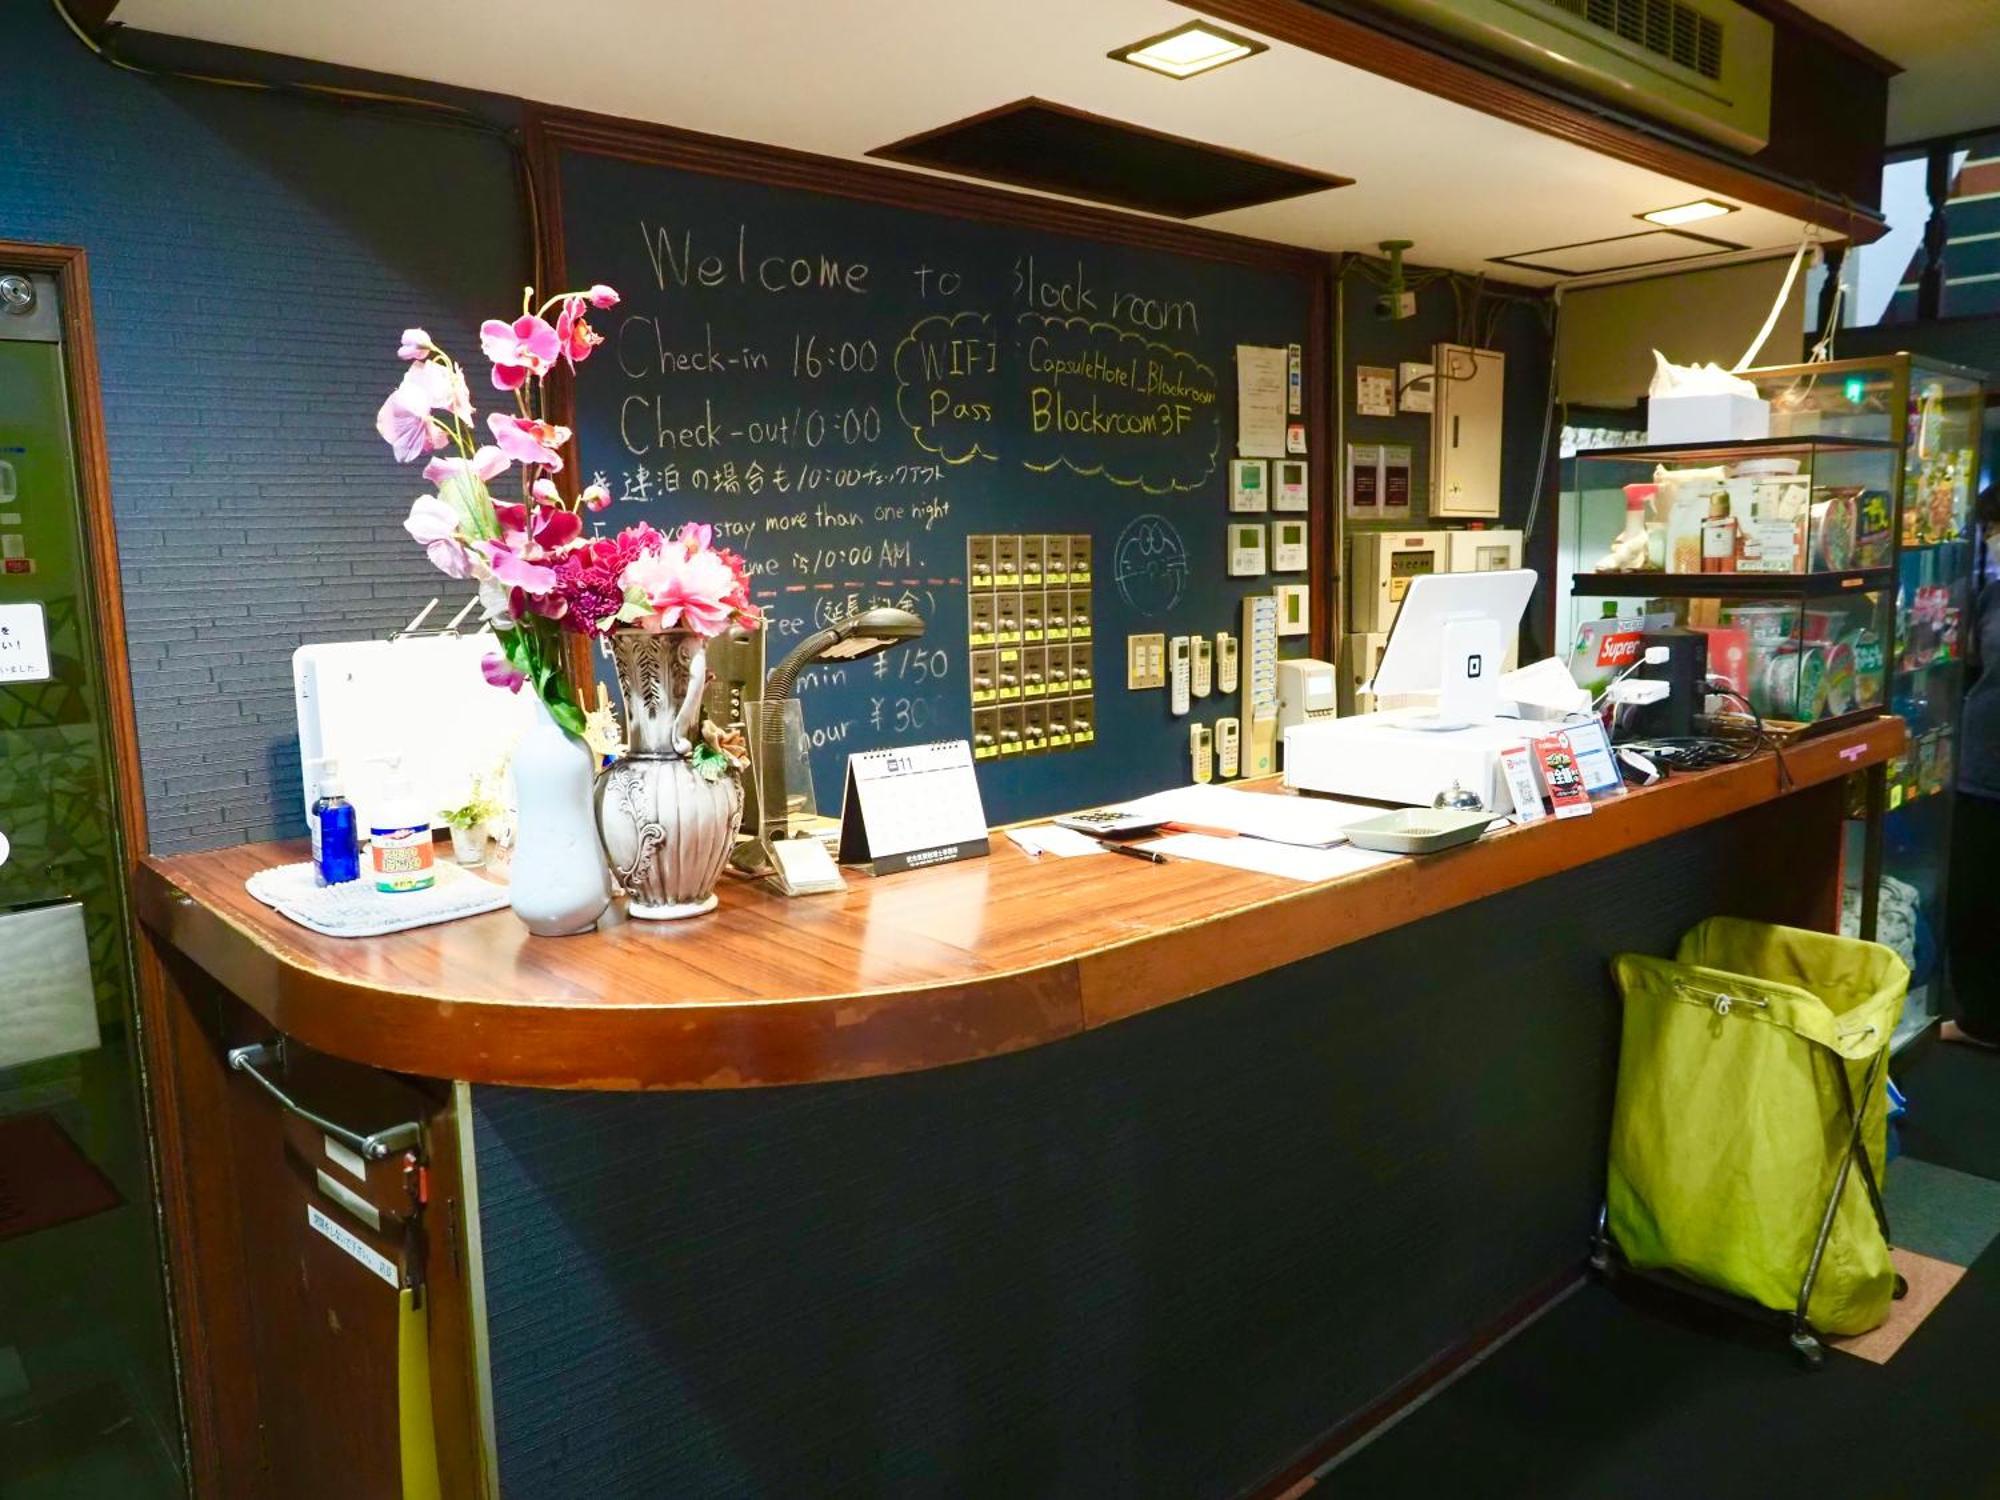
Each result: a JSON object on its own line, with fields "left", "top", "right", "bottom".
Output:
{"left": 0, "top": 0, "right": 524, "bottom": 850}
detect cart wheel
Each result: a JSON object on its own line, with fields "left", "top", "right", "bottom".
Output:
{"left": 1893, "top": 1274, "right": 1910, "bottom": 1301}
{"left": 1789, "top": 1331, "right": 1825, "bottom": 1371}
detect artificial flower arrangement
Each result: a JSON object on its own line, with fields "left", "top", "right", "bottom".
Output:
{"left": 380, "top": 282, "right": 763, "bottom": 755}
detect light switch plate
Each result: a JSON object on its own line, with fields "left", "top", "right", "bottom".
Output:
{"left": 1126, "top": 632, "right": 1166, "bottom": 690}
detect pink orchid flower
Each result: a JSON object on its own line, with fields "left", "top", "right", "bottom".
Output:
{"left": 422, "top": 444, "right": 509, "bottom": 490}
{"left": 375, "top": 361, "right": 464, "bottom": 463}
{"left": 488, "top": 413, "right": 570, "bottom": 472}
{"left": 554, "top": 299, "right": 604, "bottom": 369}
{"left": 479, "top": 314, "right": 560, "bottom": 390}
{"left": 481, "top": 651, "right": 525, "bottom": 693}
{"left": 494, "top": 501, "right": 583, "bottom": 553}
{"left": 580, "top": 482, "right": 612, "bottom": 512}
{"left": 397, "top": 328, "right": 433, "bottom": 361}
{"left": 477, "top": 537, "right": 558, "bottom": 596}
{"left": 585, "top": 284, "right": 620, "bottom": 309}
{"left": 403, "top": 494, "right": 473, "bottom": 578}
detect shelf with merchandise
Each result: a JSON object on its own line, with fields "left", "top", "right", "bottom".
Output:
{"left": 1567, "top": 435, "right": 1901, "bottom": 739}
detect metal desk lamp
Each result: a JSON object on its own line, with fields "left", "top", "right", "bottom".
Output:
{"left": 741, "top": 605, "right": 925, "bottom": 872}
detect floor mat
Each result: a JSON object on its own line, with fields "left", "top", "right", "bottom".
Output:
{"left": 1321, "top": 1235, "right": 2000, "bottom": 1499}
{"left": 1885, "top": 1156, "right": 2000, "bottom": 1267}
{"left": 1897, "top": 1043, "right": 2000, "bottom": 1182}
{"left": 0, "top": 1113, "right": 121, "bottom": 1243}
{"left": 1829, "top": 1249, "right": 1965, "bottom": 1365}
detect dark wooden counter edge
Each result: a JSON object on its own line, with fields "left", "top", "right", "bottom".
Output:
{"left": 132, "top": 718, "right": 1903, "bottom": 1090}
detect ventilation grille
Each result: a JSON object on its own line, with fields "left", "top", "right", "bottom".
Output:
{"left": 1546, "top": 0, "right": 1724, "bottom": 80}
{"left": 870, "top": 100, "right": 1349, "bottom": 220}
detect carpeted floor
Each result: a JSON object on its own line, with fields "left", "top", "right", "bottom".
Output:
{"left": 1318, "top": 1043, "right": 2000, "bottom": 1499}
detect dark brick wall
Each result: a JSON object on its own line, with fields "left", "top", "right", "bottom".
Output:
{"left": 0, "top": 0, "right": 525, "bottom": 851}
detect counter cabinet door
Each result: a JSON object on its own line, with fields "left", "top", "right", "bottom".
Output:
{"left": 155, "top": 955, "right": 484, "bottom": 1500}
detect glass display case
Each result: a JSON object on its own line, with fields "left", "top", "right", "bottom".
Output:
{"left": 1740, "top": 355, "right": 1989, "bottom": 1046}
{"left": 1567, "top": 435, "right": 1900, "bottom": 735}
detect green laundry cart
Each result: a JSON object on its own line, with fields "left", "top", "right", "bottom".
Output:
{"left": 1592, "top": 917, "right": 1911, "bottom": 1366}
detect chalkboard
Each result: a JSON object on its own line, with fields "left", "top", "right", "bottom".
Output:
{"left": 554, "top": 137, "right": 1321, "bottom": 823}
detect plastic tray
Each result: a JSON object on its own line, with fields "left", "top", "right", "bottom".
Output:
{"left": 1342, "top": 807, "right": 1495, "bottom": 855}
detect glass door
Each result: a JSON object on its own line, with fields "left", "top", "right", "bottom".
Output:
{"left": 0, "top": 269, "right": 183, "bottom": 1495}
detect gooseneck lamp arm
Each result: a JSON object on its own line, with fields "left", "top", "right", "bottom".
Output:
{"left": 762, "top": 606, "right": 927, "bottom": 708}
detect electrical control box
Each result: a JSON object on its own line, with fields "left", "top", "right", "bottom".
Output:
{"left": 1271, "top": 518, "right": 1308, "bottom": 572}
{"left": 1229, "top": 458, "right": 1268, "bottom": 512}
{"left": 1432, "top": 344, "right": 1505, "bottom": 518}
{"left": 1275, "top": 657, "right": 1338, "bottom": 735}
{"left": 1228, "top": 522, "right": 1267, "bottom": 577}
{"left": 1445, "top": 527, "right": 1523, "bottom": 574}
{"left": 1272, "top": 458, "right": 1309, "bottom": 512}
{"left": 1348, "top": 530, "right": 1446, "bottom": 635}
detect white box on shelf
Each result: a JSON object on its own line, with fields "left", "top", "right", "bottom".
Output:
{"left": 1647, "top": 392, "right": 1769, "bottom": 445}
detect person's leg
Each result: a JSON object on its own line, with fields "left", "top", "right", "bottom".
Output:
{"left": 1945, "top": 791, "right": 2000, "bottom": 1046}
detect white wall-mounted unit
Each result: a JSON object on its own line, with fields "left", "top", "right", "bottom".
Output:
{"left": 1431, "top": 345, "right": 1505, "bottom": 519}
{"left": 1380, "top": 0, "right": 1773, "bottom": 152}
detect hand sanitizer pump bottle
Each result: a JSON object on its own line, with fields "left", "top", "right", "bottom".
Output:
{"left": 310, "top": 758, "right": 361, "bottom": 887}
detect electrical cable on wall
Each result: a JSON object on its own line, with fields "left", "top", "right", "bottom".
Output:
{"left": 47, "top": 0, "right": 548, "bottom": 286}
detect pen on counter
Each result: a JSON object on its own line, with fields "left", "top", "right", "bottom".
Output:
{"left": 1099, "top": 840, "right": 1167, "bottom": 864}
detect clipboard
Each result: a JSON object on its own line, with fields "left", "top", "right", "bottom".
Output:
{"left": 836, "top": 740, "right": 990, "bottom": 875}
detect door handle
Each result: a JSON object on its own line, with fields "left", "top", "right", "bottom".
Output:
{"left": 227, "top": 1039, "right": 422, "bottom": 1162}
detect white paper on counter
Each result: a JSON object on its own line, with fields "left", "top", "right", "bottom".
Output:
{"left": 1114, "top": 784, "right": 1383, "bottom": 847}
{"left": 0, "top": 902, "right": 99, "bottom": 1069}
{"left": 1235, "top": 344, "right": 1289, "bottom": 457}
{"left": 1006, "top": 824, "right": 1108, "bottom": 858}
{"left": 1142, "top": 833, "right": 1400, "bottom": 883}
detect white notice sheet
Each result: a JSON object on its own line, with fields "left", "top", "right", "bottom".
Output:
{"left": 1235, "top": 344, "right": 1289, "bottom": 457}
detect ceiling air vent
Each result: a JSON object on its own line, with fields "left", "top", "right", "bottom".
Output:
{"left": 1375, "top": 0, "right": 1772, "bottom": 151}
{"left": 870, "top": 99, "right": 1351, "bottom": 220}
{"left": 1548, "top": 0, "right": 1724, "bottom": 81}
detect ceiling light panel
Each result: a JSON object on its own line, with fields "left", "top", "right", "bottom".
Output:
{"left": 1640, "top": 199, "right": 1738, "bottom": 227}
{"left": 1111, "top": 21, "right": 1267, "bottom": 79}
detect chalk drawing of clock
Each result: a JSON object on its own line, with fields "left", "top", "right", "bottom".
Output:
{"left": 1113, "top": 514, "right": 1188, "bottom": 617}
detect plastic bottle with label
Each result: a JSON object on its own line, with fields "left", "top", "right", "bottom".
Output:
{"left": 367, "top": 757, "right": 437, "bottom": 894}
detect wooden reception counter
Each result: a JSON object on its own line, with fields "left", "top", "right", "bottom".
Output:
{"left": 132, "top": 717, "right": 1902, "bottom": 1499}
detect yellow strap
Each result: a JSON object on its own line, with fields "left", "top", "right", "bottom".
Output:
{"left": 398, "top": 1287, "right": 442, "bottom": 1500}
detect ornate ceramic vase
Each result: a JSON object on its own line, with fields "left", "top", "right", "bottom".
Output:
{"left": 510, "top": 696, "right": 613, "bottom": 937}
{"left": 596, "top": 629, "right": 743, "bottom": 919}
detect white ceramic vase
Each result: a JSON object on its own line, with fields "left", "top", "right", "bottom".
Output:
{"left": 509, "top": 696, "right": 612, "bottom": 937}
{"left": 596, "top": 629, "right": 742, "bottom": 920}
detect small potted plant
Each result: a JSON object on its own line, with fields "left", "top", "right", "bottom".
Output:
{"left": 440, "top": 773, "right": 504, "bottom": 867}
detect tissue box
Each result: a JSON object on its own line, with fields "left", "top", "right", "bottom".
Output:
{"left": 1648, "top": 392, "right": 1770, "bottom": 446}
